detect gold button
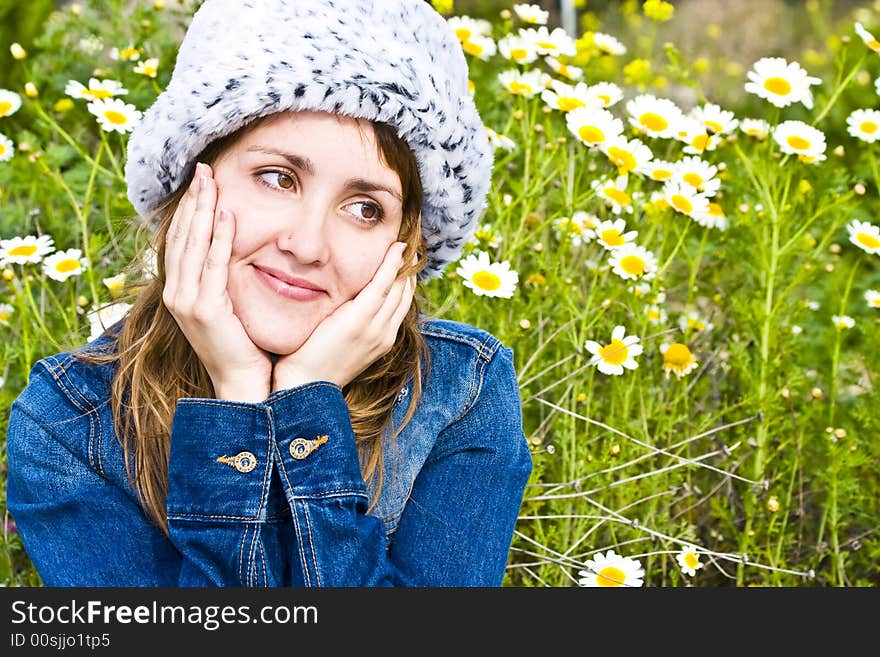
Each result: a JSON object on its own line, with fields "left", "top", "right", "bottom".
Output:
{"left": 289, "top": 435, "right": 329, "bottom": 460}
{"left": 216, "top": 451, "right": 257, "bottom": 473}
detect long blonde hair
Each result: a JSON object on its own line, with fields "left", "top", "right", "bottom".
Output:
{"left": 79, "top": 115, "right": 431, "bottom": 535}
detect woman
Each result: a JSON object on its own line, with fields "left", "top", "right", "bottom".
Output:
{"left": 5, "top": 0, "right": 532, "bottom": 586}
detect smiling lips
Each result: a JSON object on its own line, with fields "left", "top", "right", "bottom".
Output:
{"left": 253, "top": 265, "right": 325, "bottom": 301}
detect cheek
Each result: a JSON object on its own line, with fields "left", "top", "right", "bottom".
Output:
{"left": 336, "top": 243, "right": 391, "bottom": 297}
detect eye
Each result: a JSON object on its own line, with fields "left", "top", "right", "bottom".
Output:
{"left": 347, "top": 201, "right": 385, "bottom": 225}
{"left": 257, "top": 171, "right": 296, "bottom": 191}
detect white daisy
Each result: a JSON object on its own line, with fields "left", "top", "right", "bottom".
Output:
{"left": 583, "top": 81, "right": 623, "bottom": 108}
{"left": 602, "top": 136, "right": 654, "bottom": 176}
{"left": 0, "top": 133, "right": 13, "bottom": 162}
{"left": 855, "top": 22, "right": 880, "bottom": 53}
{"left": 498, "top": 69, "right": 550, "bottom": 97}
{"left": 831, "top": 314, "right": 855, "bottom": 329}
{"left": 43, "top": 248, "right": 89, "bottom": 282}
{"left": 662, "top": 180, "right": 711, "bottom": 218}
{"left": 660, "top": 342, "right": 699, "bottom": 379}
{"left": 102, "top": 273, "right": 127, "bottom": 298}
{"left": 541, "top": 80, "right": 591, "bottom": 112}
{"left": 689, "top": 102, "right": 738, "bottom": 135}
{"left": 0, "top": 302, "right": 13, "bottom": 325}
{"left": 109, "top": 45, "right": 141, "bottom": 61}
{"left": 0, "top": 234, "right": 55, "bottom": 265}
{"left": 676, "top": 544, "right": 704, "bottom": 576}
{"left": 552, "top": 213, "right": 596, "bottom": 247}
{"left": 566, "top": 106, "right": 624, "bottom": 149}
{"left": 692, "top": 201, "right": 728, "bottom": 230}
{"left": 133, "top": 57, "right": 159, "bottom": 78}
{"left": 520, "top": 26, "right": 577, "bottom": 58}
{"left": 513, "top": 3, "right": 549, "bottom": 25}
{"left": 846, "top": 109, "right": 880, "bottom": 143}
{"left": 585, "top": 326, "right": 644, "bottom": 376}
{"left": 740, "top": 118, "right": 771, "bottom": 140}
{"left": 461, "top": 34, "right": 497, "bottom": 61}
{"left": 626, "top": 93, "right": 684, "bottom": 139}
{"left": 455, "top": 250, "right": 518, "bottom": 299}
{"left": 485, "top": 126, "right": 516, "bottom": 152}
{"left": 498, "top": 34, "right": 540, "bottom": 65}
{"left": 744, "top": 57, "right": 821, "bottom": 109}
{"left": 673, "top": 156, "right": 721, "bottom": 196}
{"left": 592, "top": 32, "right": 627, "bottom": 55}
{"left": 608, "top": 243, "right": 658, "bottom": 281}
{"left": 0, "top": 89, "right": 22, "bottom": 117}
{"left": 675, "top": 116, "right": 720, "bottom": 155}
{"left": 679, "top": 310, "right": 713, "bottom": 333}
{"left": 594, "top": 218, "right": 637, "bottom": 250}
{"left": 87, "top": 98, "right": 142, "bottom": 134}
{"left": 447, "top": 16, "right": 492, "bottom": 42}
{"left": 545, "top": 56, "right": 584, "bottom": 81}
{"left": 591, "top": 175, "right": 635, "bottom": 215}
{"left": 773, "top": 120, "right": 826, "bottom": 163}
{"left": 865, "top": 289, "right": 880, "bottom": 308}
{"left": 468, "top": 222, "right": 501, "bottom": 250}
{"left": 578, "top": 549, "right": 645, "bottom": 587}
{"left": 641, "top": 159, "right": 676, "bottom": 182}
{"left": 64, "top": 77, "right": 128, "bottom": 101}
{"left": 645, "top": 303, "right": 668, "bottom": 326}
{"left": 846, "top": 219, "right": 880, "bottom": 254}
{"left": 87, "top": 301, "right": 132, "bottom": 341}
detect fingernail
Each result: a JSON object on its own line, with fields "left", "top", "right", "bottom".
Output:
{"left": 199, "top": 175, "right": 207, "bottom": 190}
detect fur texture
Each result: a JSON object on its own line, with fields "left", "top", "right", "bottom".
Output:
{"left": 124, "top": 0, "right": 493, "bottom": 280}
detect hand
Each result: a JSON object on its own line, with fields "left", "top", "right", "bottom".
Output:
{"left": 163, "top": 162, "right": 273, "bottom": 402}
{"left": 272, "top": 241, "right": 415, "bottom": 392}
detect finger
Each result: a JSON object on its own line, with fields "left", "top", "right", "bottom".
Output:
{"left": 164, "top": 172, "right": 201, "bottom": 294}
{"left": 373, "top": 271, "right": 411, "bottom": 327}
{"left": 386, "top": 274, "right": 415, "bottom": 331}
{"left": 199, "top": 208, "right": 235, "bottom": 300}
{"left": 177, "top": 165, "right": 218, "bottom": 291}
{"left": 354, "top": 241, "right": 407, "bottom": 309}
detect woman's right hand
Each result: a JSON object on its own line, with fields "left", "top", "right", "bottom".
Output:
{"left": 163, "top": 162, "right": 273, "bottom": 402}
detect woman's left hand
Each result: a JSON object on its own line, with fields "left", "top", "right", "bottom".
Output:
{"left": 272, "top": 241, "right": 415, "bottom": 392}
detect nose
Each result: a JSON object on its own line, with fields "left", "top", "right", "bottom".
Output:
{"left": 275, "top": 204, "right": 331, "bottom": 265}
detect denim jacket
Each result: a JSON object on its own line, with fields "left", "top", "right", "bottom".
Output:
{"left": 6, "top": 316, "right": 532, "bottom": 587}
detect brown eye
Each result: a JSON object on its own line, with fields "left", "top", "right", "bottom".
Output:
{"left": 361, "top": 204, "right": 377, "bottom": 219}
{"left": 277, "top": 173, "right": 294, "bottom": 189}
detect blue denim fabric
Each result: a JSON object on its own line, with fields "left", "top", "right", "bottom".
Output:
{"left": 6, "top": 317, "right": 533, "bottom": 586}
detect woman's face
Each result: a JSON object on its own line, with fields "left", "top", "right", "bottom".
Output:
{"left": 211, "top": 110, "right": 404, "bottom": 355}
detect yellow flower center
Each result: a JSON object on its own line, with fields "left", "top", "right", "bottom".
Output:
{"left": 558, "top": 97, "right": 585, "bottom": 112}
{"left": 599, "top": 339, "right": 629, "bottom": 366}
{"left": 0, "top": 142, "right": 7, "bottom": 156}
{"left": 510, "top": 48, "right": 528, "bottom": 61}
{"left": 705, "top": 120, "right": 723, "bottom": 133}
{"left": 868, "top": 39, "right": 880, "bottom": 52}
{"left": 607, "top": 146, "right": 636, "bottom": 173}
{"left": 0, "top": 309, "right": 10, "bottom": 322}
{"left": 536, "top": 41, "right": 556, "bottom": 51}
{"left": 600, "top": 229, "right": 625, "bottom": 246}
{"left": 121, "top": 47, "right": 140, "bottom": 59}
{"left": 620, "top": 255, "right": 646, "bottom": 276}
{"left": 9, "top": 245, "right": 37, "bottom": 257}
{"left": 708, "top": 202, "right": 724, "bottom": 216}
{"left": 462, "top": 41, "right": 484, "bottom": 56}
{"left": 597, "top": 94, "right": 611, "bottom": 106}
{"left": 454, "top": 27, "right": 472, "bottom": 42}
{"left": 671, "top": 194, "right": 693, "bottom": 214}
{"left": 647, "top": 308, "right": 660, "bottom": 321}
{"left": 663, "top": 343, "right": 694, "bottom": 369}
{"left": 857, "top": 232, "right": 880, "bottom": 249}
{"left": 691, "top": 133, "right": 710, "bottom": 150}
{"left": 604, "top": 187, "right": 631, "bottom": 206}
{"left": 764, "top": 77, "right": 792, "bottom": 95}
{"left": 596, "top": 565, "right": 626, "bottom": 587}
{"left": 578, "top": 125, "right": 605, "bottom": 144}
{"left": 568, "top": 222, "right": 583, "bottom": 236}
{"left": 639, "top": 112, "right": 668, "bottom": 132}
{"left": 651, "top": 168, "right": 672, "bottom": 181}
{"left": 860, "top": 121, "right": 878, "bottom": 134}
{"left": 55, "top": 259, "right": 80, "bottom": 273}
{"left": 472, "top": 270, "right": 501, "bottom": 291}
{"left": 104, "top": 110, "right": 128, "bottom": 125}
{"left": 682, "top": 172, "right": 704, "bottom": 189}
{"left": 85, "top": 88, "right": 113, "bottom": 99}
{"left": 0, "top": 101, "right": 12, "bottom": 115}
{"left": 870, "top": 297, "right": 880, "bottom": 308}
{"left": 509, "top": 82, "right": 533, "bottom": 95}
{"left": 787, "top": 135, "right": 811, "bottom": 150}
{"left": 684, "top": 552, "right": 700, "bottom": 569}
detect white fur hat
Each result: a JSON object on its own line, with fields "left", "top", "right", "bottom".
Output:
{"left": 124, "top": 0, "right": 493, "bottom": 280}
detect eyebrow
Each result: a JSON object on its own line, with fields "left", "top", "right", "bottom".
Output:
{"left": 246, "top": 145, "right": 403, "bottom": 202}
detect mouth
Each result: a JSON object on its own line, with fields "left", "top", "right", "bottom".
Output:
{"left": 253, "top": 265, "right": 326, "bottom": 302}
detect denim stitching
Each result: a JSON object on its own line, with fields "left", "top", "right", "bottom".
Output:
{"left": 247, "top": 525, "right": 259, "bottom": 586}
{"left": 272, "top": 439, "right": 312, "bottom": 586}
{"left": 238, "top": 526, "right": 248, "bottom": 586}
{"left": 300, "top": 499, "right": 322, "bottom": 587}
